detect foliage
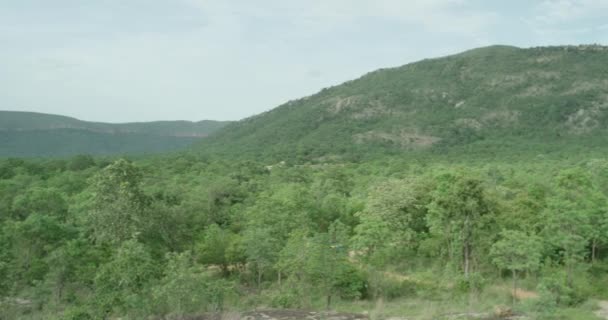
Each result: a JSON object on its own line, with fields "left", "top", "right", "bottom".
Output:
{"left": 196, "top": 45, "right": 608, "bottom": 163}
{"left": 151, "top": 251, "right": 234, "bottom": 315}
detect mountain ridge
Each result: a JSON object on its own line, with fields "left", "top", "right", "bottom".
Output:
{"left": 0, "top": 111, "right": 229, "bottom": 137}
{"left": 195, "top": 44, "right": 608, "bottom": 161}
{"left": 0, "top": 111, "right": 231, "bottom": 157}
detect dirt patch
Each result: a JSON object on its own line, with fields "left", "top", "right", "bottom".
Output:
{"left": 564, "top": 80, "right": 608, "bottom": 95}
{"left": 481, "top": 111, "right": 520, "bottom": 127}
{"left": 530, "top": 55, "right": 561, "bottom": 64}
{"left": 351, "top": 100, "right": 394, "bottom": 120}
{"left": 566, "top": 107, "right": 602, "bottom": 134}
{"left": 161, "top": 310, "right": 368, "bottom": 320}
{"left": 240, "top": 310, "right": 368, "bottom": 320}
{"left": 525, "top": 70, "right": 561, "bottom": 80}
{"left": 454, "top": 101, "right": 466, "bottom": 108}
{"left": 487, "top": 75, "right": 526, "bottom": 88}
{"left": 455, "top": 118, "right": 483, "bottom": 130}
{"left": 513, "top": 289, "right": 538, "bottom": 300}
{"left": 596, "top": 300, "right": 608, "bottom": 320}
{"left": 517, "top": 84, "right": 553, "bottom": 97}
{"left": 325, "top": 96, "right": 363, "bottom": 114}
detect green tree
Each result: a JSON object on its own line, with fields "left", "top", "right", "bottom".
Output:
{"left": 11, "top": 187, "right": 68, "bottom": 220}
{"left": 152, "top": 251, "right": 234, "bottom": 315}
{"left": 353, "top": 178, "right": 431, "bottom": 265}
{"left": 490, "top": 230, "right": 542, "bottom": 306}
{"left": 244, "top": 227, "right": 280, "bottom": 286}
{"left": 87, "top": 159, "right": 149, "bottom": 244}
{"left": 278, "top": 222, "right": 352, "bottom": 309}
{"left": 197, "top": 224, "right": 240, "bottom": 275}
{"left": 542, "top": 169, "right": 595, "bottom": 286}
{"left": 93, "top": 239, "right": 158, "bottom": 317}
{"left": 427, "top": 172, "right": 495, "bottom": 277}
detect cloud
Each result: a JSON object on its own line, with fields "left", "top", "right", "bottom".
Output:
{"left": 185, "top": 0, "right": 498, "bottom": 36}
{"left": 519, "top": 0, "right": 608, "bottom": 42}
{"left": 3, "top": 1, "right": 605, "bottom": 122}
{"left": 529, "top": 0, "right": 608, "bottom": 30}
{"left": 533, "top": 0, "right": 608, "bottom": 24}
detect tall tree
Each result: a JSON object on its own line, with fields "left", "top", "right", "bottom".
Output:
{"left": 542, "top": 169, "right": 596, "bottom": 286}
{"left": 490, "top": 230, "right": 543, "bottom": 306}
{"left": 87, "top": 159, "right": 149, "bottom": 244}
{"left": 427, "top": 171, "right": 495, "bottom": 277}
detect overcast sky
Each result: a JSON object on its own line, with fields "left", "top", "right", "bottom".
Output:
{"left": 2, "top": 0, "right": 608, "bottom": 122}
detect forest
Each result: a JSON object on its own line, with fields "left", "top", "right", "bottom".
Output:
{"left": 1, "top": 152, "right": 608, "bottom": 319}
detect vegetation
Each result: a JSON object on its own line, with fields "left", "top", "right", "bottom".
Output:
{"left": 1, "top": 153, "right": 607, "bottom": 319}
{"left": 198, "top": 45, "right": 608, "bottom": 162}
{"left": 0, "top": 111, "right": 230, "bottom": 157}
{"left": 2, "top": 45, "right": 608, "bottom": 319}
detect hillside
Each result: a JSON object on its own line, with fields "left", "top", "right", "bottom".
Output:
{"left": 0, "top": 111, "right": 230, "bottom": 157}
{"left": 198, "top": 45, "right": 608, "bottom": 161}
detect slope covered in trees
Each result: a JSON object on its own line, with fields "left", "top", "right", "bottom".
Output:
{"left": 198, "top": 45, "right": 608, "bottom": 161}
{"left": 0, "top": 111, "right": 230, "bottom": 157}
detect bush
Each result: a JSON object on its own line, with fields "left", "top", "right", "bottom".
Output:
{"left": 150, "top": 252, "right": 236, "bottom": 316}
{"left": 59, "top": 306, "right": 93, "bottom": 320}
{"left": 370, "top": 277, "right": 419, "bottom": 300}
{"left": 454, "top": 273, "right": 486, "bottom": 296}
{"left": 267, "top": 279, "right": 310, "bottom": 309}
{"left": 334, "top": 265, "right": 368, "bottom": 300}
{"left": 534, "top": 270, "right": 589, "bottom": 308}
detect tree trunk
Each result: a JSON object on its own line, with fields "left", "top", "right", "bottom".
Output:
{"left": 326, "top": 293, "right": 332, "bottom": 310}
{"left": 257, "top": 268, "right": 262, "bottom": 287}
{"left": 566, "top": 260, "right": 573, "bottom": 288}
{"left": 511, "top": 269, "right": 517, "bottom": 308}
{"left": 592, "top": 239, "right": 597, "bottom": 264}
{"left": 463, "top": 241, "right": 471, "bottom": 278}
{"left": 278, "top": 270, "right": 282, "bottom": 286}
{"left": 463, "top": 217, "right": 471, "bottom": 278}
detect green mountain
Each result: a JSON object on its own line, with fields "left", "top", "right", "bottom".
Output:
{"left": 198, "top": 45, "right": 608, "bottom": 161}
{"left": 0, "top": 111, "right": 230, "bottom": 157}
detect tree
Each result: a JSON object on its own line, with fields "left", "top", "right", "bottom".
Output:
{"left": 67, "top": 155, "right": 96, "bottom": 171}
{"left": 11, "top": 187, "right": 68, "bottom": 220}
{"left": 2, "top": 214, "right": 75, "bottom": 289}
{"left": 427, "top": 171, "right": 495, "bottom": 277}
{"left": 278, "top": 222, "right": 352, "bottom": 309}
{"left": 490, "top": 230, "right": 542, "bottom": 306}
{"left": 197, "top": 224, "right": 240, "bottom": 275}
{"left": 353, "top": 178, "right": 432, "bottom": 265}
{"left": 87, "top": 159, "right": 149, "bottom": 244}
{"left": 93, "top": 239, "right": 158, "bottom": 317}
{"left": 152, "top": 251, "right": 234, "bottom": 315}
{"left": 542, "top": 169, "right": 596, "bottom": 286}
{"left": 244, "top": 227, "right": 280, "bottom": 286}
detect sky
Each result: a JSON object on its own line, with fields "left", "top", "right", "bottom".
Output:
{"left": 2, "top": 0, "right": 608, "bottom": 123}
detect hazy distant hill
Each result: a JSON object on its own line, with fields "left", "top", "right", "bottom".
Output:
{"left": 0, "top": 111, "right": 230, "bottom": 157}
{"left": 197, "top": 45, "right": 608, "bottom": 161}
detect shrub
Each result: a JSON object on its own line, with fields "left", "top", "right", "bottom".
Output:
{"left": 151, "top": 251, "right": 235, "bottom": 316}
{"left": 334, "top": 264, "right": 368, "bottom": 300}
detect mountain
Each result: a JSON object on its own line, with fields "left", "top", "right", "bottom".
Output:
{"left": 0, "top": 111, "right": 230, "bottom": 157}
{"left": 197, "top": 45, "right": 608, "bottom": 161}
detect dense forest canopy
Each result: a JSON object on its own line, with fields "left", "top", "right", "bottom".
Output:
{"left": 1, "top": 153, "right": 608, "bottom": 319}
{"left": 2, "top": 46, "right": 608, "bottom": 319}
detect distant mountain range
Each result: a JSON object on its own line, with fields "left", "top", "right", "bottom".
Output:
{"left": 0, "top": 111, "right": 230, "bottom": 157}
{"left": 197, "top": 45, "right": 608, "bottom": 161}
